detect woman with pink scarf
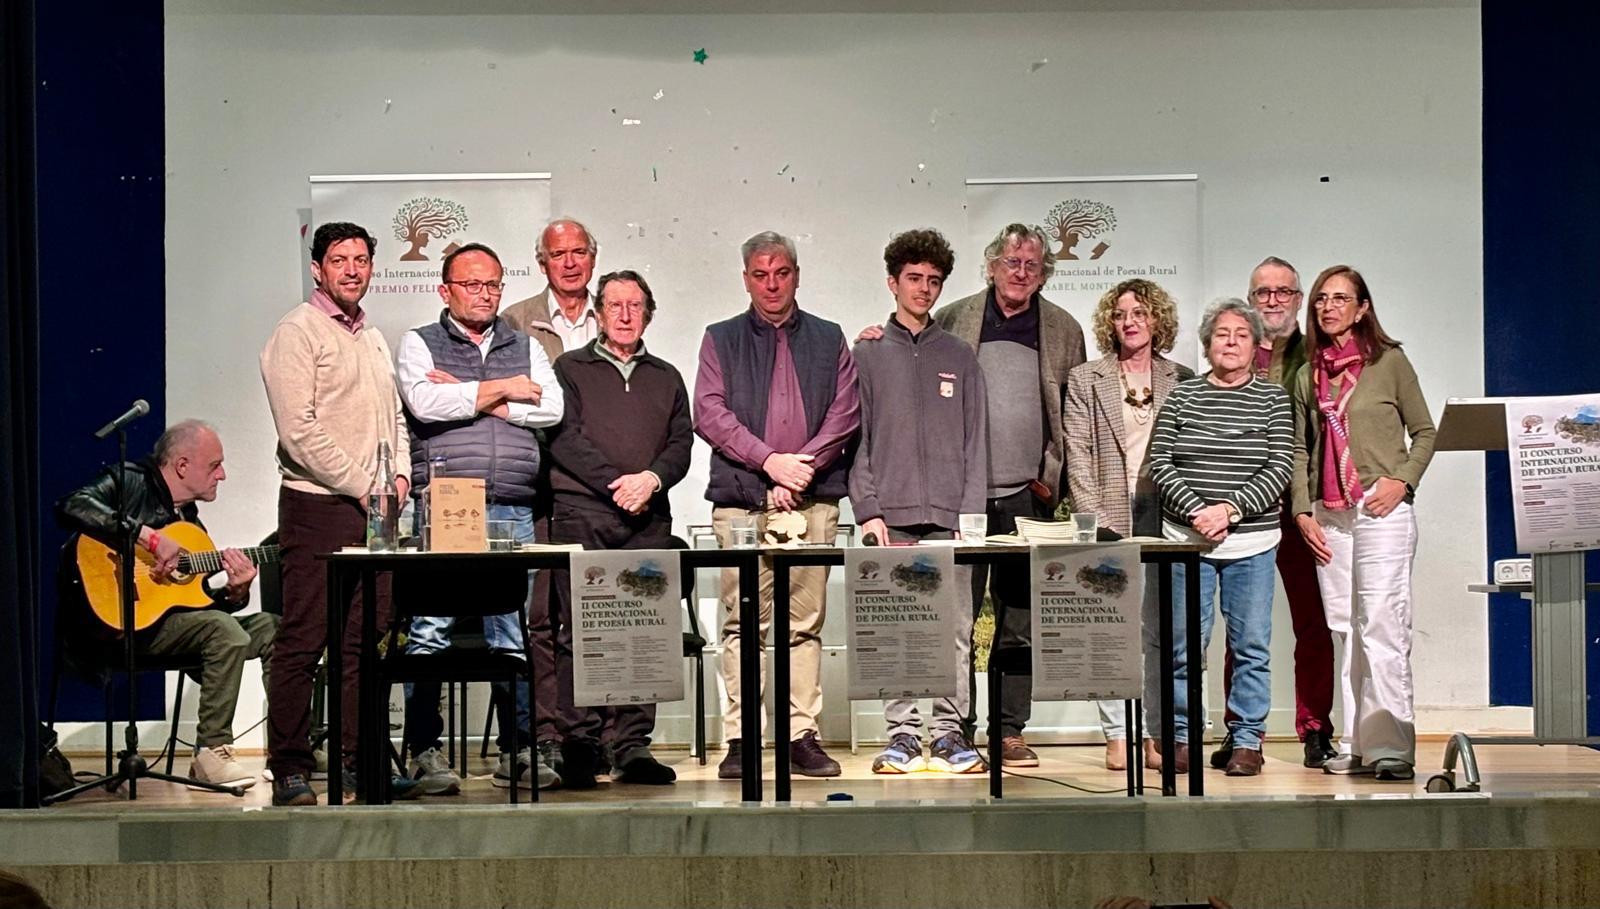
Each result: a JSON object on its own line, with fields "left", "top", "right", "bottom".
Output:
{"left": 1290, "top": 265, "right": 1436, "bottom": 782}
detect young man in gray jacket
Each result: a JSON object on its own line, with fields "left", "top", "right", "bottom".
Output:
{"left": 850, "top": 229, "right": 989, "bottom": 774}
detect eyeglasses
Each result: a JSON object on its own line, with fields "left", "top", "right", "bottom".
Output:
{"left": 1251, "top": 287, "right": 1300, "bottom": 302}
{"left": 1311, "top": 292, "right": 1357, "bottom": 309}
{"left": 1111, "top": 307, "right": 1149, "bottom": 323}
{"left": 446, "top": 280, "right": 505, "bottom": 295}
{"left": 998, "top": 256, "right": 1043, "bottom": 276}
{"left": 602, "top": 300, "right": 646, "bottom": 316}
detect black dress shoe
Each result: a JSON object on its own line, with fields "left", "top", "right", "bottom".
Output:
{"left": 614, "top": 750, "right": 677, "bottom": 785}
{"left": 559, "top": 739, "right": 600, "bottom": 790}
{"left": 717, "top": 738, "right": 743, "bottom": 780}
{"left": 789, "top": 731, "right": 841, "bottom": 777}
{"left": 1302, "top": 729, "right": 1337, "bottom": 768}
{"left": 1209, "top": 732, "right": 1235, "bottom": 770}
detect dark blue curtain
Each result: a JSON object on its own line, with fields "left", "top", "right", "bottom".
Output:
{"left": 1482, "top": 3, "right": 1600, "bottom": 730}
{"left": 0, "top": 0, "right": 42, "bottom": 809}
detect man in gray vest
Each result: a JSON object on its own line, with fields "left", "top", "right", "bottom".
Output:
{"left": 395, "top": 242, "right": 564, "bottom": 793}
{"left": 694, "top": 230, "right": 861, "bottom": 780}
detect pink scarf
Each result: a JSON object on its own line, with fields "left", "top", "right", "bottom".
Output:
{"left": 1315, "top": 339, "right": 1365, "bottom": 510}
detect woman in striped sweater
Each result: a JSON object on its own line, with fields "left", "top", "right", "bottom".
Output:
{"left": 1149, "top": 298, "right": 1294, "bottom": 776}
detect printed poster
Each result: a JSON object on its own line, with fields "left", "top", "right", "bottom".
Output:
{"left": 1031, "top": 543, "right": 1143, "bottom": 701}
{"left": 844, "top": 547, "right": 960, "bottom": 700}
{"left": 1504, "top": 394, "right": 1600, "bottom": 553}
{"left": 569, "top": 549, "right": 684, "bottom": 707}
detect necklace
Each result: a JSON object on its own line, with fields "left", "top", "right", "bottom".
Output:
{"left": 1120, "top": 368, "right": 1153, "bottom": 424}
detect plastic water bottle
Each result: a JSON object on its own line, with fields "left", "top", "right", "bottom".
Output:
{"left": 366, "top": 441, "right": 399, "bottom": 551}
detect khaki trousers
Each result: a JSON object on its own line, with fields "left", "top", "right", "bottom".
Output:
{"left": 713, "top": 497, "right": 839, "bottom": 743}
{"left": 145, "top": 610, "right": 278, "bottom": 748}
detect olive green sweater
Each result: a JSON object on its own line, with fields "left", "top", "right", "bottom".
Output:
{"left": 1290, "top": 345, "right": 1436, "bottom": 516}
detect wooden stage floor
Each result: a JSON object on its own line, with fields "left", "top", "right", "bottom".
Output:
{"left": 48, "top": 738, "right": 1600, "bottom": 809}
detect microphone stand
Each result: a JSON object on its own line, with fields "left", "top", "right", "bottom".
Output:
{"left": 44, "top": 425, "right": 244, "bottom": 803}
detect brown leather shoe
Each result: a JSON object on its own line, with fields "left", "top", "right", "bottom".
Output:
{"left": 1104, "top": 739, "right": 1127, "bottom": 771}
{"left": 1142, "top": 739, "right": 1162, "bottom": 771}
{"left": 1224, "top": 747, "right": 1264, "bottom": 777}
{"left": 1000, "top": 736, "right": 1039, "bottom": 767}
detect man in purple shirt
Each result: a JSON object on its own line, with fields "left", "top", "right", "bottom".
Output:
{"left": 693, "top": 230, "right": 860, "bottom": 780}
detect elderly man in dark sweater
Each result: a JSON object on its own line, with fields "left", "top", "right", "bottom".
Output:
{"left": 545, "top": 269, "right": 694, "bottom": 787}
{"left": 850, "top": 229, "right": 989, "bottom": 776}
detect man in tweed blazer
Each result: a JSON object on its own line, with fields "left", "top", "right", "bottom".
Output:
{"left": 933, "top": 223, "right": 1086, "bottom": 767}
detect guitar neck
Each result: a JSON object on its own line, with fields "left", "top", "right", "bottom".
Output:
{"left": 179, "top": 545, "right": 281, "bottom": 575}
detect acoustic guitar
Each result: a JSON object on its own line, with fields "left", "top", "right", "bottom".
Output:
{"left": 74, "top": 520, "right": 280, "bottom": 634}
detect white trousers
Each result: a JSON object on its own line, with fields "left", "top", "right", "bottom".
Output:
{"left": 1315, "top": 498, "right": 1418, "bottom": 765}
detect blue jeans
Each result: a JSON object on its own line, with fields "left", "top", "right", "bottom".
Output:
{"left": 403, "top": 503, "right": 535, "bottom": 753}
{"left": 1169, "top": 547, "right": 1276, "bottom": 750}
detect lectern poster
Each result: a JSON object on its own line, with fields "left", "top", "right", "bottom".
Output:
{"left": 1030, "top": 543, "right": 1143, "bottom": 701}
{"left": 1504, "top": 394, "right": 1600, "bottom": 553}
{"left": 569, "top": 549, "right": 684, "bottom": 707}
{"left": 844, "top": 547, "right": 960, "bottom": 700}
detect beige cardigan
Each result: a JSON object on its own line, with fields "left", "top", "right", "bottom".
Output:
{"left": 1290, "top": 345, "right": 1436, "bottom": 516}
{"left": 260, "top": 303, "right": 410, "bottom": 499}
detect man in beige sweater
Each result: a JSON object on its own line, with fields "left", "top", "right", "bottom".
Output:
{"left": 260, "top": 221, "right": 415, "bottom": 806}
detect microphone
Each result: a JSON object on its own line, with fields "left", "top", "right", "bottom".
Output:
{"left": 94, "top": 399, "right": 151, "bottom": 440}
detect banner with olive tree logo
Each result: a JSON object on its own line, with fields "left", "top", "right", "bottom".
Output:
{"left": 309, "top": 172, "right": 550, "bottom": 350}
{"left": 965, "top": 175, "right": 1201, "bottom": 368}
{"left": 569, "top": 549, "right": 684, "bottom": 706}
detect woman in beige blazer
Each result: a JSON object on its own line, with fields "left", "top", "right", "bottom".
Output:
{"left": 1065, "top": 279, "right": 1193, "bottom": 770}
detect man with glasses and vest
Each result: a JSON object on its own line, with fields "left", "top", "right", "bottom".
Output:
{"left": 395, "top": 241, "right": 564, "bottom": 794}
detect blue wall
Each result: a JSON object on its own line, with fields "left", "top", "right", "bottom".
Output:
{"left": 36, "top": 0, "right": 166, "bottom": 722}
{"left": 1482, "top": 4, "right": 1600, "bottom": 730}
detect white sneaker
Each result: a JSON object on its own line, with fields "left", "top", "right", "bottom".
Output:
{"left": 494, "top": 747, "right": 560, "bottom": 790}
{"left": 407, "top": 747, "right": 462, "bottom": 796}
{"left": 190, "top": 744, "right": 256, "bottom": 790}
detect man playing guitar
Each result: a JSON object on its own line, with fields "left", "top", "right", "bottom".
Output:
{"left": 56, "top": 419, "right": 277, "bottom": 790}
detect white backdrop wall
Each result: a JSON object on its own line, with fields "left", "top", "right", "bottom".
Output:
{"left": 149, "top": 4, "right": 1487, "bottom": 751}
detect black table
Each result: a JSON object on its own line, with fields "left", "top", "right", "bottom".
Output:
{"left": 319, "top": 547, "right": 763, "bottom": 804}
{"left": 766, "top": 541, "right": 1206, "bottom": 800}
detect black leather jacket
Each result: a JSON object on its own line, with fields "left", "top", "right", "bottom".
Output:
{"left": 55, "top": 458, "right": 241, "bottom": 651}
{"left": 57, "top": 457, "right": 192, "bottom": 549}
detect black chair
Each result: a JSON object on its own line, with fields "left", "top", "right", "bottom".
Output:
{"left": 476, "top": 536, "right": 711, "bottom": 765}
{"left": 48, "top": 638, "right": 203, "bottom": 780}
{"left": 377, "top": 566, "right": 538, "bottom": 804}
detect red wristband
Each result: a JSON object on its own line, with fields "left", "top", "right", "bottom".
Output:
{"left": 145, "top": 531, "right": 162, "bottom": 553}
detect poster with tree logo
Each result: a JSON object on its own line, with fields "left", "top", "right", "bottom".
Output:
{"left": 569, "top": 549, "right": 684, "bottom": 707}
{"left": 309, "top": 173, "right": 550, "bottom": 349}
{"left": 1504, "top": 394, "right": 1600, "bottom": 552}
{"left": 965, "top": 176, "right": 1201, "bottom": 368}
{"left": 843, "top": 547, "right": 960, "bottom": 700}
{"left": 1030, "top": 543, "right": 1143, "bottom": 701}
